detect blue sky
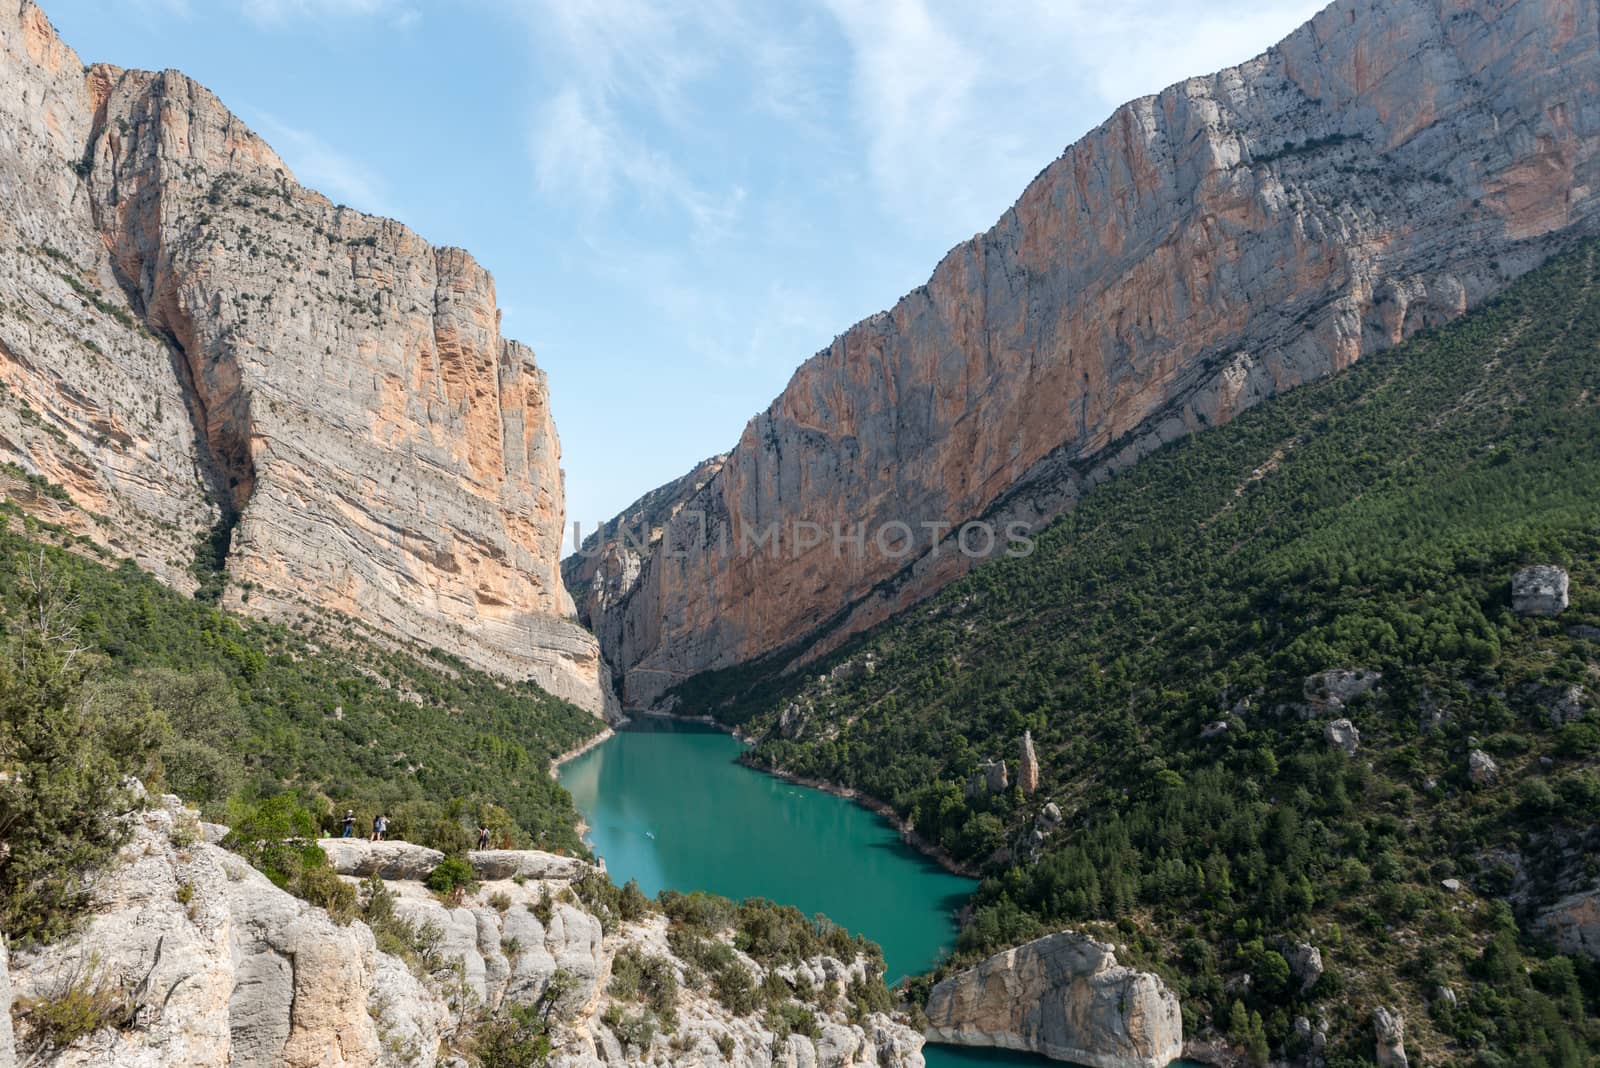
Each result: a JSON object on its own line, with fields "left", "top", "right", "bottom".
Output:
{"left": 44, "top": 0, "right": 1322, "bottom": 547}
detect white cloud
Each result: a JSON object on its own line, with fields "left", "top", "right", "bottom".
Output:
{"left": 819, "top": 0, "right": 1324, "bottom": 232}
{"left": 529, "top": 86, "right": 743, "bottom": 240}
{"left": 250, "top": 112, "right": 396, "bottom": 217}
{"left": 514, "top": 0, "right": 822, "bottom": 242}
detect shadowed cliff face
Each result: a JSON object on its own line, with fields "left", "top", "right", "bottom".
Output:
{"left": 573, "top": 0, "right": 1600, "bottom": 708}
{"left": 0, "top": 1, "right": 613, "bottom": 716}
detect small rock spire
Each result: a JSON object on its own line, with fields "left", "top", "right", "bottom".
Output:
{"left": 1019, "top": 730, "right": 1040, "bottom": 794}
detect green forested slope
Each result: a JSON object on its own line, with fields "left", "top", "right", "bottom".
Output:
{"left": 680, "top": 240, "right": 1600, "bottom": 1064}
{"left": 0, "top": 506, "right": 600, "bottom": 855}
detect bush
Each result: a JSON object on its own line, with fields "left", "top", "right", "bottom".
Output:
{"left": 469, "top": 1000, "right": 554, "bottom": 1068}
{"left": 222, "top": 794, "right": 320, "bottom": 886}
{"left": 298, "top": 863, "right": 357, "bottom": 924}
{"left": 425, "top": 856, "right": 477, "bottom": 897}
{"left": 14, "top": 954, "right": 131, "bottom": 1056}
{"left": 713, "top": 962, "right": 758, "bottom": 1015}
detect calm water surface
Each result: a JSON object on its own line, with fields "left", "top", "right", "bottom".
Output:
{"left": 558, "top": 717, "right": 1194, "bottom": 1068}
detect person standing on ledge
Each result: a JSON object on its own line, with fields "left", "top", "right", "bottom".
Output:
{"left": 477, "top": 823, "right": 491, "bottom": 850}
{"left": 341, "top": 810, "right": 356, "bottom": 838}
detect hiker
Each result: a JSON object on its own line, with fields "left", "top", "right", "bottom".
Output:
{"left": 371, "top": 813, "right": 388, "bottom": 841}
{"left": 341, "top": 810, "right": 356, "bottom": 838}
{"left": 477, "top": 824, "right": 491, "bottom": 850}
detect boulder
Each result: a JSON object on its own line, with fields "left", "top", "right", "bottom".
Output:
{"left": 1324, "top": 719, "right": 1360, "bottom": 755}
{"left": 1284, "top": 942, "right": 1324, "bottom": 994}
{"left": 319, "top": 837, "right": 445, "bottom": 880}
{"left": 1512, "top": 565, "right": 1570, "bottom": 616}
{"left": 1200, "top": 721, "right": 1229, "bottom": 739}
{"left": 1468, "top": 749, "right": 1498, "bottom": 785}
{"left": 923, "top": 931, "right": 1182, "bottom": 1068}
{"left": 1374, "top": 1006, "right": 1407, "bottom": 1067}
{"left": 468, "top": 849, "right": 594, "bottom": 882}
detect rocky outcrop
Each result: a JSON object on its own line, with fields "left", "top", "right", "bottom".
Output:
{"left": 1373, "top": 1006, "right": 1408, "bottom": 1067}
{"left": 1324, "top": 719, "right": 1360, "bottom": 755}
{"left": 6, "top": 802, "right": 923, "bottom": 1068}
{"left": 965, "top": 760, "right": 1008, "bottom": 798}
{"left": 8, "top": 797, "right": 409, "bottom": 1068}
{"left": 1468, "top": 748, "right": 1499, "bottom": 785}
{"left": 318, "top": 838, "right": 446, "bottom": 880}
{"left": 923, "top": 931, "right": 1182, "bottom": 1068}
{"left": 1537, "top": 887, "right": 1600, "bottom": 959}
{"left": 1304, "top": 669, "right": 1382, "bottom": 712}
{"left": 1284, "top": 942, "right": 1324, "bottom": 995}
{"left": 1019, "top": 731, "right": 1041, "bottom": 795}
{"left": 0, "top": 1, "right": 611, "bottom": 716}
{"left": 1513, "top": 565, "right": 1571, "bottom": 616}
{"left": 574, "top": 0, "right": 1600, "bottom": 707}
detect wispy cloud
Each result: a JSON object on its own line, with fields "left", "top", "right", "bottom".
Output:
{"left": 237, "top": 0, "right": 420, "bottom": 28}
{"left": 250, "top": 112, "right": 396, "bottom": 217}
{"left": 819, "top": 0, "right": 1323, "bottom": 232}
{"left": 512, "top": 0, "right": 822, "bottom": 242}
{"left": 529, "top": 84, "right": 744, "bottom": 240}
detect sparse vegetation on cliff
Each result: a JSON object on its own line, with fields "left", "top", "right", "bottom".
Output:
{"left": 0, "top": 502, "right": 600, "bottom": 866}
{"left": 686, "top": 241, "right": 1600, "bottom": 1063}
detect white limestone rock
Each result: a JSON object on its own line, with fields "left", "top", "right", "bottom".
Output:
{"left": 924, "top": 931, "right": 1181, "bottom": 1068}
{"left": 1512, "top": 565, "right": 1570, "bottom": 616}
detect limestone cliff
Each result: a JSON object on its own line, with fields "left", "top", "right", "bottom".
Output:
{"left": 575, "top": 0, "right": 1600, "bottom": 707}
{"left": 923, "top": 932, "right": 1182, "bottom": 1068}
{"left": 0, "top": 1, "right": 611, "bottom": 715}
{"left": 3, "top": 797, "right": 925, "bottom": 1068}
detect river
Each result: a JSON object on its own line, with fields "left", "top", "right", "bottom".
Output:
{"left": 558, "top": 717, "right": 1090, "bottom": 1068}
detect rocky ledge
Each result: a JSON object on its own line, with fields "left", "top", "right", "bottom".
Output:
{"left": 3, "top": 797, "right": 924, "bottom": 1067}
{"left": 923, "top": 931, "right": 1182, "bottom": 1068}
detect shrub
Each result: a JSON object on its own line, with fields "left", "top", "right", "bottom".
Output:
{"left": 14, "top": 954, "right": 131, "bottom": 1056}
{"left": 425, "top": 856, "right": 477, "bottom": 898}
{"left": 713, "top": 962, "right": 758, "bottom": 1015}
{"left": 298, "top": 863, "right": 357, "bottom": 924}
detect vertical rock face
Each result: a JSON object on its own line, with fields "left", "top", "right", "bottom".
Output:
{"left": 0, "top": 1, "right": 610, "bottom": 715}
{"left": 923, "top": 931, "right": 1182, "bottom": 1068}
{"left": 1019, "top": 731, "right": 1040, "bottom": 795}
{"left": 562, "top": 453, "right": 727, "bottom": 664}
{"left": 1538, "top": 888, "right": 1600, "bottom": 958}
{"left": 576, "top": 0, "right": 1600, "bottom": 708}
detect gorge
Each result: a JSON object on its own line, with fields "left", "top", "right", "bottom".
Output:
{"left": 569, "top": 0, "right": 1600, "bottom": 710}
{"left": 2, "top": 0, "right": 1600, "bottom": 1065}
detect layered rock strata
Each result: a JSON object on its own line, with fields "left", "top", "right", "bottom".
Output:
{"left": 923, "top": 931, "right": 1182, "bottom": 1068}
{"left": 0, "top": 1, "right": 610, "bottom": 715}
{"left": 574, "top": 0, "right": 1600, "bottom": 707}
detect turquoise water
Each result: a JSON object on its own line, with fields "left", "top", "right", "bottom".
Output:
{"left": 559, "top": 717, "right": 1182, "bottom": 1068}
